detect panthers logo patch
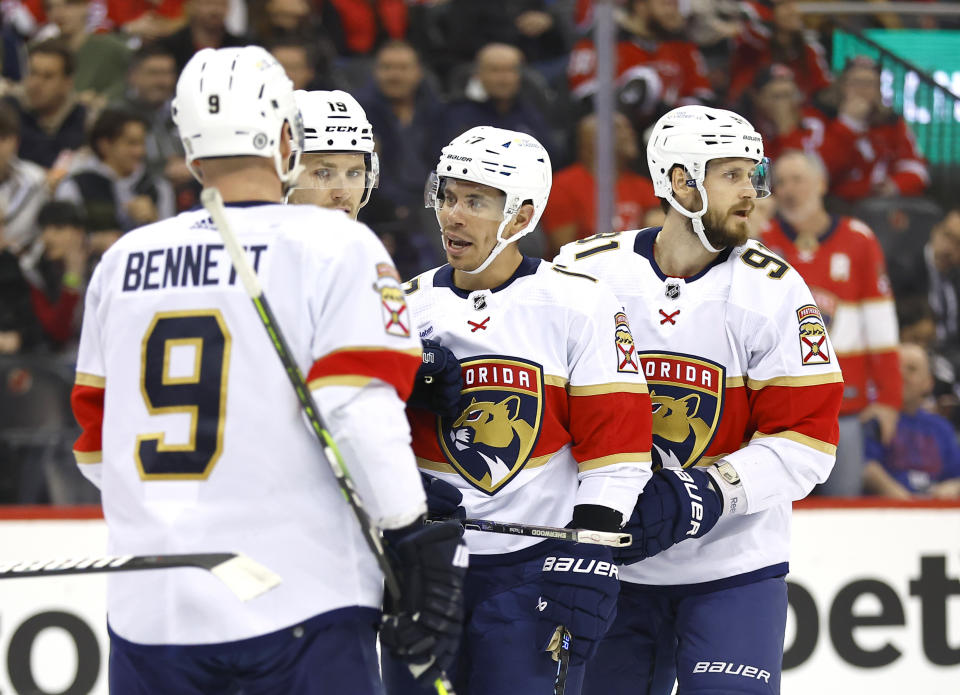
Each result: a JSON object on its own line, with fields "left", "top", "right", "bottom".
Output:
{"left": 438, "top": 356, "right": 544, "bottom": 495}
{"left": 797, "top": 304, "right": 830, "bottom": 365}
{"left": 614, "top": 311, "right": 638, "bottom": 374}
{"left": 373, "top": 263, "right": 409, "bottom": 337}
{"left": 640, "top": 352, "right": 725, "bottom": 469}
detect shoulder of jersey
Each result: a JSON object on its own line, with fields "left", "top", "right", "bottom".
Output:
{"left": 555, "top": 228, "right": 648, "bottom": 272}
{"left": 402, "top": 266, "right": 443, "bottom": 297}
{"left": 728, "top": 238, "right": 811, "bottom": 311}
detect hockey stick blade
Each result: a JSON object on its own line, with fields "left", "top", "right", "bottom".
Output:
{"left": 0, "top": 553, "right": 281, "bottom": 601}
{"left": 435, "top": 518, "right": 631, "bottom": 546}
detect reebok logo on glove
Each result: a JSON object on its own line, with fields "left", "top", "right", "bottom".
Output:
{"left": 669, "top": 468, "right": 706, "bottom": 536}
{"left": 542, "top": 556, "right": 619, "bottom": 578}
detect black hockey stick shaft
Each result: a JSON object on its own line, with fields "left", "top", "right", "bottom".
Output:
{"left": 553, "top": 628, "right": 572, "bottom": 695}
{"left": 201, "top": 189, "right": 454, "bottom": 695}
{"left": 457, "top": 518, "right": 631, "bottom": 546}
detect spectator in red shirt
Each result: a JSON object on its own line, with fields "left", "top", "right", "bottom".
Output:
{"left": 748, "top": 63, "right": 828, "bottom": 162}
{"left": 106, "top": 0, "right": 185, "bottom": 40}
{"left": 543, "top": 111, "right": 657, "bottom": 257}
{"left": 326, "top": 0, "right": 407, "bottom": 56}
{"left": 761, "top": 149, "right": 901, "bottom": 496}
{"left": 727, "top": 0, "right": 831, "bottom": 105}
{"left": 567, "top": 0, "right": 714, "bottom": 127}
{"left": 820, "top": 56, "right": 930, "bottom": 202}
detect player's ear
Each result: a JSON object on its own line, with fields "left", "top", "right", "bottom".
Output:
{"left": 280, "top": 121, "right": 293, "bottom": 169}
{"left": 505, "top": 202, "right": 536, "bottom": 239}
{"left": 670, "top": 166, "right": 692, "bottom": 199}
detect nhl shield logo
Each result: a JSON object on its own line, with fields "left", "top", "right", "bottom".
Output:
{"left": 438, "top": 356, "right": 544, "bottom": 495}
{"left": 640, "top": 352, "right": 725, "bottom": 469}
{"left": 665, "top": 281, "right": 681, "bottom": 300}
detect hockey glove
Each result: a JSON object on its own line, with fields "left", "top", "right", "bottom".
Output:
{"left": 408, "top": 339, "right": 463, "bottom": 418}
{"left": 420, "top": 472, "right": 466, "bottom": 524}
{"left": 534, "top": 543, "right": 619, "bottom": 666}
{"left": 380, "top": 519, "right": 468, "bottom": 684}
{"left": 614, "top": 467, "right": 722, "bottom": 566}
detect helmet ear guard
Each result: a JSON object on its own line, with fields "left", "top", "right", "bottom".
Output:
{"left": 172, "top": 46, "right": 304, "bottom": 193}
{"left": 428, "top": 126, "right": 552, "bottom": 274}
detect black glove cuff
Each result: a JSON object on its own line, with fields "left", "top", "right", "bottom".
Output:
{"left": 571, "top": 504, "right": 623, "bottom": 533}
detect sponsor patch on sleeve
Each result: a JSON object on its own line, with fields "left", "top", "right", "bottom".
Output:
{"left": 373, "top": 263, "right": 410, "bottom": 337}
{"left": 797, "top": 304, "right": 830, "bottom": 365}
{"left": 615, "top": 311, "right": 638, "bottom": 374}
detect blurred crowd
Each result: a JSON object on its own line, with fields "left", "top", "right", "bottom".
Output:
{"left": 1, "top": 0, "right": 959, "bottom": 504}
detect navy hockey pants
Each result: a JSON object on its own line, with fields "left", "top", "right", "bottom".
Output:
{"left": 382, "top": 542, "right": 587, "bottom": 695}
{"left": 109, "top": 606, "right": 384, "bottom": 695}
{"left": 582, "top": 576, "right": 787, "bottom": 695}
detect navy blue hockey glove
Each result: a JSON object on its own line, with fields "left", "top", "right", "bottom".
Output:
{"left": 380, "top": 519, "right": 468, "bottom": 684}
{"left": 420, "top": 472, "right": 466, "bottom": 524}
{"left": 408, "top": 339, "right": 463, "bottom": 418}
{"left": 614, "top": 467, "right": 722, "bottom": 566}
{"left": 534, "top": 543, "right": 620, "bottom": 666}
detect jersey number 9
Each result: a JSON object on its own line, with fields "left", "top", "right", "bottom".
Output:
{"left": 135, "top": 310, "right": 231, "bottom": 480}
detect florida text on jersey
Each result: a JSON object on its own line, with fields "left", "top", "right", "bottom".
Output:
{"left": 404, "top": 257, "right": 653, "bottom": 555}
{"left": 555, "top": 229, "right": 843, "bottom": 588}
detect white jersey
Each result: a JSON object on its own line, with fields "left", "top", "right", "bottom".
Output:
{"left": 71, "top": 202, "right": 426, "bottom": 644}
{"left": 405, "top": 257, "right": 652, "bottom": 555}
{"left": 556, "top": 229, "right": 843, "bottom": 587}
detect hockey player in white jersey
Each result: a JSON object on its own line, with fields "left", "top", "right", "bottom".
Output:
{"left": 380, "top": 126, "right": 653, "bottom": 695}
{"left": 288, "top": 89, "right": 378, "bottom": 219}
{"left": 69, "top": 46, "right": 466, "bottom": 694}
{"left": 555, "top": 105, "right": 844, "bottom": 694}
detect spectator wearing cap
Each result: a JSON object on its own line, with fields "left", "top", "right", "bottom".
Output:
{"left": 748, "top": 63, "right": 829, "bottom": 162}
{"left": 543, "top": 111, "right": 658, "bottom": 257}
{"left": 727, "top": 0, "right": 831, "bottom": 105}
{"left": 864, "top": 343, "right": 960, "bottom": 500}
{"left": 3, "top": 38, "right": 87, "bottom": 172}
{"left": 820, "top": 56, "right": 929, "bottom": 202}
{"left": 0, "top": 102, "right": 49, "bottom": 254}
{"left": 55, "top": 107, "right": 174, "bottom": 256}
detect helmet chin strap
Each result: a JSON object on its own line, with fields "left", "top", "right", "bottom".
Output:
{"left": 666, "top": 186, "right": 724, "bottom": 254}
{"left": 461, "top": 217, "right": 513, "bottom": 275}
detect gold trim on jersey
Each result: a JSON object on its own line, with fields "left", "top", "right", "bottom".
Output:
{"left": 307, "top": 375, "right": 373, "bottom": 390}
{"left": 162, "top": 337, "right": 203, "bottom": 385}
{"left": 578, "top": 452, "right": 652, "bottom": 472}
{"left": 725, "top": 376, "right": 746, "bottom": 388}
{"left": 569, "top": 382, "right": 649, "bottom": 397}
{"left": 544, "top": 374, "right": 568, "bottom": 388}
{"left": 135, "top": 309, "right": 232, "bottom": 481}
{"left": 751, "top": 430, "right": 837, "bottom": 455}
{"left": 745, "top": 372, "right": 843, "bottom": 390}
{"left": 73, "top": 449, "right": 102, "bottom": 464}
{"left": 75, "top": 372, "right": 105, "bottom": 388}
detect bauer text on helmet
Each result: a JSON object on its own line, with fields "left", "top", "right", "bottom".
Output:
{"left": 288, "top": 90, "right": 379, "bottom": 217}
{"left": 172, "top": 46, "right": 304, "bottom": 191}
{"left": 425, "top": 126, "right": 552, "bottom": 275}
{"left": 647, "top": 105, "right": 770, "bottom": 253}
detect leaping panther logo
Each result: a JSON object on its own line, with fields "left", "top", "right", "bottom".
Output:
{"left": 439, "top": 357, "right": 544, "bottom": 494}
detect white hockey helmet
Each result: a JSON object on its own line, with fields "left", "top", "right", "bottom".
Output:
{"left": 294, "top": 89, "right": 379, "bottom": 207}
{"left": 172, "top": 46, "right": 304, "bottom": 191}
{"left": 425, "top": 125, "right": 552, "bottom": 275}
{"left": 647, "top": 105, "right": 770, "bottom": 252}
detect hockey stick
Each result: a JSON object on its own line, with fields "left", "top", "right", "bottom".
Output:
{"left": 455, "top": 518, "right": 631, "bottom": 547}
{"left": 0, "top": 553, "right": 280, "bottom": 602}
{"left": 552, "top": 628, "right": 572, "bottom": 695}
{"left": 201, "top": 188, "right": 455, "bottom": 695}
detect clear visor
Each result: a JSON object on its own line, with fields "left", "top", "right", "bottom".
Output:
{"left": 752, "top": 157, "right": 772, "bottom": 199}
{"left": 293, "top": 153, "right": 377, "bottom": 191}
{"left": 424, "top": 172, "right": 507, "bottom": 222}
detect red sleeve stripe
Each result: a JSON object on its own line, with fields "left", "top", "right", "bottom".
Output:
{"left": 416, "top": 453, "right": 553, "bottom": 475}
{"left": 71, "top": 383, "right": 104, "bottom": 464}
{"left": 748, "top": 381, "right": 843, "bottom": 447}
{"left": 569, "top": 391, "right": 652, "bottom": 466}
{"left": 751, "top": 430, "right": 836, "bottom": 456}
{"left": 307, "top": 346, "right": 422, "bottom": 401}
